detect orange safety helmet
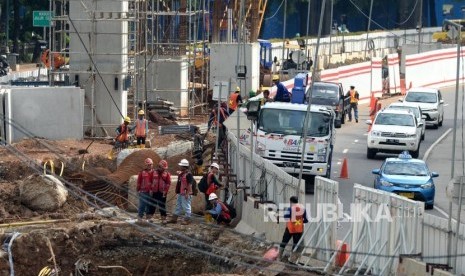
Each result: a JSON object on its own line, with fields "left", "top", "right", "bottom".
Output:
{"left": 159, "top": 160, "right": 168, "bottom": 170}
{"left": 145, "top": 158, "right": 153, "bottom": 165}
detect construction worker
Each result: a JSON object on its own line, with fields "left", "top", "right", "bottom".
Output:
{"left": 205, "top": 162, "right": 223, "bottom": 208}
{"left": 168, "top": 159, "right": 194, "bottom": 225}
{"left": 135, "top": 109, "right": 148, "bottom": 148}
{"left": 272, "top": 75, "right": 291, "bottom": 102}
{"left": 193, "top": 126, "right": 205, "bottom": 175}
{"left": 345, "top": 85, "right": 360, "bottom": 122}
{"left": 207, "top": 102, "right": 229, "bottom": 149}
{"left": 207, "top": 193, "right": 231, "bottom": 225}
{"left": 108, "top": 116, "right": 132, "bottom": 159}
{"left": 279, "top": 196, "right": 308, "bottom": 261}
{"left": 151, "top": 159, "right": 171, "bottom": 224}
{"left": 261, "top": 89, "right": 273, "bottom": 106}
{"left": 228, "top": 86, "right": 243, "bottom": 114}
{"left": 137, "top": 158, "right": 155, "bottom": 221}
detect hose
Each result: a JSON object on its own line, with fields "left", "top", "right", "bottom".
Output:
{"left": 8, "top": 232, "right": 21, "bottom": 276}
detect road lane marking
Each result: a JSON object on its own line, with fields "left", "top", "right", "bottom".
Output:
{"left": 434, "top": 205, "right": 450, "bottom": 218}
{"left": 423, "top": 128, "right": 452, "bottom": 161}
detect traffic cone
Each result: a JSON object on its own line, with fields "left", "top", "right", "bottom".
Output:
{"left": 339, "top": 158, "right": 349, "bottom": 179}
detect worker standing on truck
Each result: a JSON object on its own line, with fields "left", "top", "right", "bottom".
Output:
{"left": 279, "top": 196, "right": 308, "bottom": 261}
{"left": 345, "top": 85, "right": 360, "bottom": 123}
{"left": 261, "top": 89, "right": 273, "bottom": 105}
{"left": 168, "top": 159, "right": 194, "bottom": 225}
{"left": 137, "top": 158, "right": 155, "bottom": 222}
{"left": 272, "top": 75, "right": 291, "bottom": 102}
{"left": 228, "top": 87, "right": 243, "bottom": 114}
{"left": 135, "top": 110, "right": 148, "bottom": 148}
{"left": 151, "top": 160, "right": 171, "bottom": 224}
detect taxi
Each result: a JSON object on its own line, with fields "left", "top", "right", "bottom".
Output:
{"left": 371, "top": 151, "right": 438, "bottom": 209}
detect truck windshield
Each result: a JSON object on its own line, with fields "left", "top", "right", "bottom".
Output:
{"left": 258, "top": 109, "right": 331, "bottom": 137}
{"left": 311, "top": 84, "right": 339, "bottom": 99}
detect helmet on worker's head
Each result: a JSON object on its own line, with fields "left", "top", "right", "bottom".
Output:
{"left": 178, "top": 159, "right": 189, "bottom": 167}
{"left": 138, "top": 110, "right": 145, "bottom": 116}
{"left": 124, "top": 116, "right": 131, "bottom": 123}
{"left": 350, "top": 85, "right": 355, "bottom": 89}
{"left": 159, "top": 159, "right": 168, "bottom": 170}
{"left": 145, "top": 158, "right": 153, "bottom": 165}
{"left": 272, "top": 75, "right": 279, "bottom": 81}
{"left": 235, "top": 86, "right": 240, "bottom": 92}
{"left": 208, "top": 193, "right": 218, "bottom": 201}
{"left": 210, "top": 162, "right": 220, "bottom": 170}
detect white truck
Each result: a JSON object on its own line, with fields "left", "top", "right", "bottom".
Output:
{"left": 240, "top": 102, "right": 335, "bottom": 193}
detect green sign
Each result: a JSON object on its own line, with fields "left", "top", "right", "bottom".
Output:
{"left": 33, "top": 11, "right": 52, "bottom": 27}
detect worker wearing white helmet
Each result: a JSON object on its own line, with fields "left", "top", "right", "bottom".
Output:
{"left": 168, "top": 158, "right": 195, "bottom": 225}
{"left": 206, "top": 193, "right": 232, "bottom": 225}
{"left": 135, "top": 109, "right": 148, "bottom": 148}
{"left": 204, "top": 162, "right": 223, "bottom": 209}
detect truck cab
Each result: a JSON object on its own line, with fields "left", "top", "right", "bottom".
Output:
{"left": 241, "top": 102, "right": 335, "bottom": 193}
{"left": 307, "top": 81, "right": 349, "bottom": 128}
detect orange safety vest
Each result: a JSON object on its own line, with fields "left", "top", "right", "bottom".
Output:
{"left": 135, "top": 119, "right": 147, "bottom": 137}
{"left": 349, "top": 90, "right": 359, "bottom": 104}
{"left": 137, "top": 169, "right": 154, "bottom": 192}
{"left": 116, "top": 124, "right": 129, "bottom": 142}
{"left": 286, "top": 204, "right": 305, "bottom": 234}
{"left": 229, "top": 93, "right": 240, "bottom": 110}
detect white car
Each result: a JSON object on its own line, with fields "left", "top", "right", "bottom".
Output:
{"left": 387, "top": 103, "right": 426, "bottom": 140}
{"left": 401, "top": 87, "right": 444, "bottom": 129}
{"left": 367, "top": 109, "right": 423, "bottom": 159}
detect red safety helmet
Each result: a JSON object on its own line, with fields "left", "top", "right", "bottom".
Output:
{"left": 145, "top": 158, "right": 153, "bottom": 165}
{"left": 159, "top": 160, "right": 168, "bottom": 170}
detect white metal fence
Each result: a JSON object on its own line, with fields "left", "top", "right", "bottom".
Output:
{"left": 0, "top": 69, "right": 44, "bottom": 84}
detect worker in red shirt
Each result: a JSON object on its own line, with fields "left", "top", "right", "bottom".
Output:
{"left": 137, "top": 158, "right": 155, "bottom": 221}
{"left": 151, "top": 160, "right": 171, "bottom": 224}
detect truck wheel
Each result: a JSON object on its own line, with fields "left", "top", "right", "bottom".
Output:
{"left": 367, "top": 148, "right": 376, "bottom": 159}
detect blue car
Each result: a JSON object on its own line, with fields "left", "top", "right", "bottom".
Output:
{"left": 371, "top": 151, "right": 438, "bottom": 209}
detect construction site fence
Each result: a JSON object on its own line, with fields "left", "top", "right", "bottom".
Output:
{"left": 270, "top": 27, "right": 440, "bottom": 64}
{"left": 0, "top": 68, "right": 45, "bottom": 84}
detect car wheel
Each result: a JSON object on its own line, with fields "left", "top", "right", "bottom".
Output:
{"left": 421, "top": 132, "right": 425, "bottom": 141}
{"left": 425, "top": 203, "right": 434, "bottom": 210}
{"left": 367, "top": 148, "right": 376, "bottom": 159}
{"left": 438, "top": 115, "right": 443, "bottom": 127}
{"left": 411, "top": 144, "right": 420, "bottom": 158}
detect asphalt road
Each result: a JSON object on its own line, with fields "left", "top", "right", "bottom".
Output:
{"left": 305, "top": 86, "right": 461, "bottom": 238}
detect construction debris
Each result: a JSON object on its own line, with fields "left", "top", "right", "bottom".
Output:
{"left": 20, "top": 174, "right": 68, "bottom": 212}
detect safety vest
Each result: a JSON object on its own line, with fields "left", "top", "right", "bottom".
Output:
{"left": 286, "top": 204, "right": 305, "bottom": 234}
{"left": 135, "top": 119, "right": 147, "bottom": 137}
{"left": 153, "top": 170, "right": 171, "bottom": 193}
{"left": 177, "top": 171, "right": 192, "bottom": 195}
{"left": 349, "top": 90, "right": 359, "bottom": 104}
{"left": 137, "top": 169, "right": 153, "bottom": 192}
{"left": 229, "top": 93, "right": 240, "bottom": 110}
{"left": 116, "top": 124, "right": 129, "bottom": 142}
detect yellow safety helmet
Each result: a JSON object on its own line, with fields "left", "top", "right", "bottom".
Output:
{"left": 124, "top": 116, "right": 131, "bottom": 123}
{"left": 235, "top": 86, "right": 240, "bottom": 92}
{"left": 38, "top": 266, "right": 58, "bottom": 276}
{"left": 138, "top": 110, "right": 145, "bottom": 115}
{"left": 272, "top": 75, "right": 279, "bottom": 81}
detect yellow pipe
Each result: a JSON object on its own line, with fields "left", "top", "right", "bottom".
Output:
{"left": 43, "top": 160, "right": 55, "bottom": 175}
{"left": 0, "top": 219, "right": 70, "bottom": 228}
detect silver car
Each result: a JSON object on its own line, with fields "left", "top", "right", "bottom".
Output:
{"left": 401, "top": 87, "right": 444, "bottom": 129}
{"left": 388, "top": 103, "right": 426, "bottom": 140}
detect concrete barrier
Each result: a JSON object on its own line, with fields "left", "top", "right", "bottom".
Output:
{"left": 397, "top": 258, "right": 453, "bottom": 276}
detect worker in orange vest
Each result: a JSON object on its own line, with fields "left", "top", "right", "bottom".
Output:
{"left": 345, "top": 85, "right": 360, "bottom": 122}
{"left": 279, "top": 196, "right": 308, "bottom": 261}
{"left": 228, "top": 86, "right": 242, "bottom": 114}
{"left": 135, "top": 110, "right": 148, "bottom": 148}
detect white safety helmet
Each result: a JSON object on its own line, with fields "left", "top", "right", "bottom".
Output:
{"left": 178, "top": 159, "right": 189, "bottom": 167}
{"left": 208, "top": 193, "right": 218, "bottom": 201}
{"left": 210, "top": 162, "right": 220, "bottom": 170}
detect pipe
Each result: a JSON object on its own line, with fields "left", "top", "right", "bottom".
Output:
{"left": 0, "top": 219, "right": 70, "bottom": 228}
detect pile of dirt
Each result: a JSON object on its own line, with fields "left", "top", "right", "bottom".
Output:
{"left": 148, "top": 110, "right": 177, "bottom": 126}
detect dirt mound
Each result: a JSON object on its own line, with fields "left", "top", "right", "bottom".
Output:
{"left": 148, "top": 110, "right": 177, "bottom": 126}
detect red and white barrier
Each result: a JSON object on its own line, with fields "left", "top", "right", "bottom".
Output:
{"left": 387, "top": 53, "right": 401, "bottom": 95}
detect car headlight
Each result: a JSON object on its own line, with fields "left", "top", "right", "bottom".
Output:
{"left": 430, "top": 108, "right": 438, "bottom": 112}
{"left": 317, "top": 155, "right": 326, "bottom": 162}
{"left": 380, "top": 179, "right": 393, "bottom": 186}
{"left": 406, "top": 133, "right": 417, "bottom": 138}
{"left": 371, "top": 131, "right": 381, "bottom": 137}
{"left": 421, "top": 182, "right": 433, "bottom": 189}
{"left": 318, "top": 147, "right": 327, "bottom": 154}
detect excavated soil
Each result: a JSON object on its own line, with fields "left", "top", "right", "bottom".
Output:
{"left": 0, "top": 119, "right": 312, "bottom": 275}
